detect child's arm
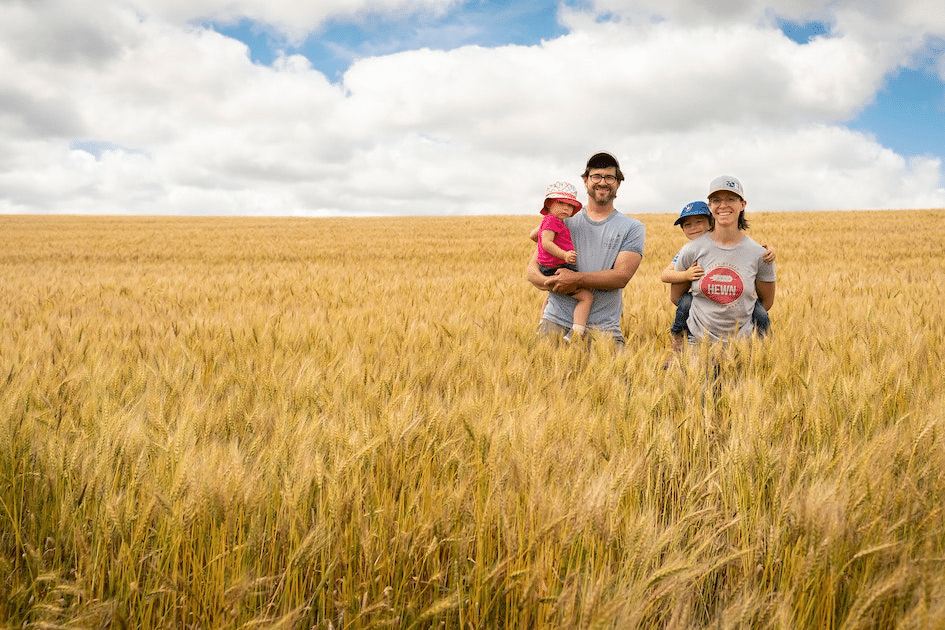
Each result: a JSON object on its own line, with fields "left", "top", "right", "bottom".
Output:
{"left": 529, "top": 225, "right": 541, "bottom": 242}
{"left": 661, "top": 261, "right": 704, "bottom": 284}
{"left": 761, "top": 243, "right": 776, "bottom": 263}
{"left": 541, "top": 230, "right": 576, "bottom": 264}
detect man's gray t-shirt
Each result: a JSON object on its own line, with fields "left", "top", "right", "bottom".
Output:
{"left": 675, "top": 233, "right": 776, "bottom": 341}
{"left": 542, "top": 210, "right": 645, "bottom": 341}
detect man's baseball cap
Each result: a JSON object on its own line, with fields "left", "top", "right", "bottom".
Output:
{"left": 541, "top": 181, "right": 583, "bottom": 215}
{"left": 585, "top": 151, "right": 620, "bottom": 170}
{"left": 674, "top": 201, "right": 712, "bottom": 226}
{"left": 708, "top": 175, "right": 746, "bottom": 202}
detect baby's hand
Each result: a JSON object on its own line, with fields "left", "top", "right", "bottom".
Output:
{"left": 762, "top": 244, "right": 776, "bottom": 263}
{"left": 565, "top": 250, "right": 577, "bottom": 264}
{"left": 686, "top": 262, "right": 704, "bottom": 281}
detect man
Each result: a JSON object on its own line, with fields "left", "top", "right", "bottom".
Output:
{"left": 526, "top": 151, "right": 645, "bottom": 344}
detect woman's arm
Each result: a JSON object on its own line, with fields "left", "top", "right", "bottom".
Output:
{"left": 755, "top": 280, "right": 775, "bottom": 311}
{"left": 669, "top": 281, "right": 690, "bottom": 306}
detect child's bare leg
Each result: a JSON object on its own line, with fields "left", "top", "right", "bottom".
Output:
{"left": 571, "top": 289, "right": 594, "bottom": 335}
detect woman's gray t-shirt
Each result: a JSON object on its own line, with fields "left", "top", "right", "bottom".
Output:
{"left": 675, "top": 233, "right": 776, "bottom": 341}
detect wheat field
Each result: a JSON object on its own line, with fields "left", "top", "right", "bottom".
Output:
{"left": 1, "top": 210, "right": 944, "bottom": 629}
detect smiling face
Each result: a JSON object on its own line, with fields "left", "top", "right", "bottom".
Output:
{"left": 546, "top": 199, "right": 578, "bottom": 219}
{"left": 707, "top": 191, "right": 746, "bottom": 228}
{"left": 583, "top": 167, "right": 620, "bottom": 206}
{"left": 680, "top": 215, "right": 712, "bottom": 240}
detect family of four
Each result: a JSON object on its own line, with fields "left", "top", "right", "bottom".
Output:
{"left": 525, "top": 151, "right": 777, "bottom": 348}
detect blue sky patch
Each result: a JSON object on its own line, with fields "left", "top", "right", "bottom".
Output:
{"left": 776, "top": 19, "right": 831, "bottom": 44}
{"left": 205, "top": 1, "right": 570, "bottom": 81}
{"left": 70, "top": 140, "right": 150, "bottom": 160}
{"left": 850, "top": 67, "right": 945, "bottom": 159}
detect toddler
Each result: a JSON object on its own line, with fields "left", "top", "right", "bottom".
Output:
{"left": 532, "top": 181, "right": 594, "bottom": 340}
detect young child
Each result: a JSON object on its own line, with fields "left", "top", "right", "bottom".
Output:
{"left": 661, "top": 201, "right": 775, "bottom": 351}
{"left": 531, "top": 181, "right": 594, "bottom": 340}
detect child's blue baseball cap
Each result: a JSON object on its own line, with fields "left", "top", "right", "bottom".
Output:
{"left": 674, "top": 201, "right": 711, "bottom": 226}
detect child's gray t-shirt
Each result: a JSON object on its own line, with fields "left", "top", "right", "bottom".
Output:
{"left": 542, "top": 210, "right": 645, "bottom": 340}
{"left": 675, "top": 233, "right": 776, "bottom": 341}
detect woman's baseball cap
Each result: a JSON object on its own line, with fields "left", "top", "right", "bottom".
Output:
{"left": 541, "top": 181, "right": 583, "bottom": 215}
{"left": 674, "top": 201, "right": 712, "bottom": 225}
{"left": 708, "top": 175, "right": 746, "bottom": 202}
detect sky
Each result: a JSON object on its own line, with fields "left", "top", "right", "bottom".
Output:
{"left": 2, "top": 0, "right": 945, "bottom": 217}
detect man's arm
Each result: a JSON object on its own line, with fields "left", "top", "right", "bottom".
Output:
{"left": 547, "top": 250, "right": 642, "bottom": 294}
{"left": 525, "top": 251, "right": 553, "bottom": 291}
{"left": 756, "top": 280, "right": 775, "bottom": 311}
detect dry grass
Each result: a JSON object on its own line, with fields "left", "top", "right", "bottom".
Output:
{"left": 1, "top": 210, "right": 944, "bottom": 628}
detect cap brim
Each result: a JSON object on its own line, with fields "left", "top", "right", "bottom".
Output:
{"left": 674, "top": 212, "right": 711, "bottom": 226}
{"left": 545, "top": 195, "right": 583, "bottom": 211}
{"left": 708, "top": 187, "right": 745, "bottom": 201}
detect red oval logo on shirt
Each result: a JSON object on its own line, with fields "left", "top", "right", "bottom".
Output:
{"left": 700, "top": 266, "right": 744, "bottom": 305}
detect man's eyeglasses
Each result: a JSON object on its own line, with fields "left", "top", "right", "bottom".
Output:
{"left": 587, "top": 174, "right": 617, "bottom": 183}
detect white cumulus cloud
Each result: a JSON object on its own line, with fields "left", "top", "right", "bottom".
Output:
{"left": 0, "top": 0, "right": 943, "bottom": 216}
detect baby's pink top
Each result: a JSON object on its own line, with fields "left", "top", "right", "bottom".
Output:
{"left": 536, "top": 214, "right": 575, "bottom": 267}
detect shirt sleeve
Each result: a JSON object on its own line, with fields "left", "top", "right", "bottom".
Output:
{"left": 669, "top": 246, "right": 683, "bottom": 268}
{"left": 757, "top": 258, "right": 776, "bottom": 282}
{"left": 541, "top": 215, "right": 564, "bottom": 234}
{"left": 674, "top": 244, "right": 693, "bottom": 271}
{"left": 619, "top": 220, "right": 645, "bottom": 256}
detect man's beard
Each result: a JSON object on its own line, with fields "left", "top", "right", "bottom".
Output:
{"left": 590, "top": 186, "right": 616, "bottom": 205}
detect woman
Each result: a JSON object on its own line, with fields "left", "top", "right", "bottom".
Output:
{"left": 669, "top": 176, "right": 776, "bottom": 342}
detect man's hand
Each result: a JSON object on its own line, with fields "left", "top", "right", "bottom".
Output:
{"left": 548, "top": 267, "right": 581, "bottom": 294}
